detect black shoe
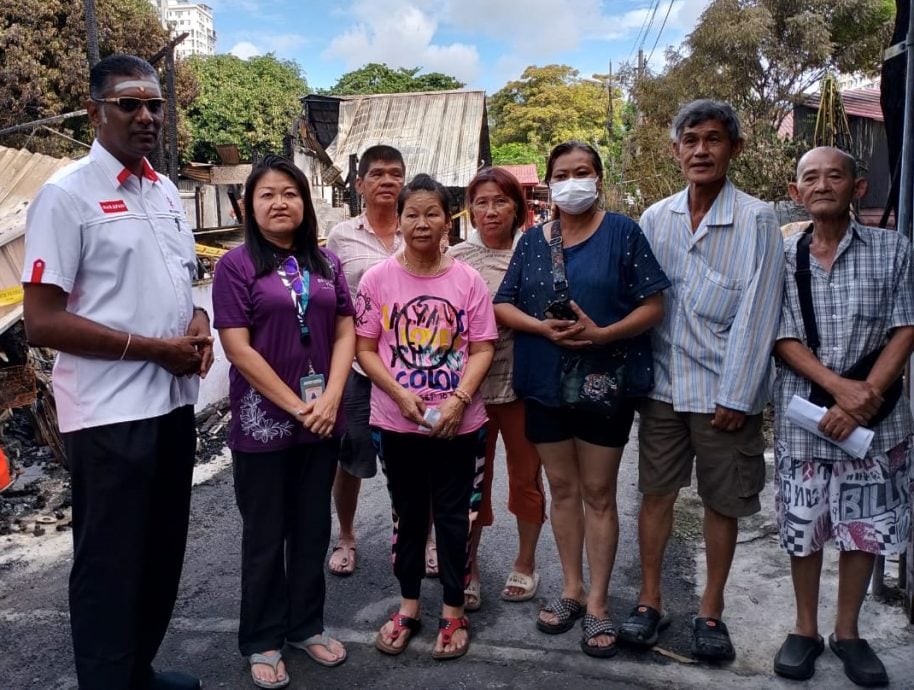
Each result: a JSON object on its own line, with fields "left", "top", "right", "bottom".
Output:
{"left": 691, "top": 616, "right": 735, "bottom": 662}
{"left": 149, "top": 670, "right": 202, "bottom": 690}
{"left": 829, "top": 633, "right": 889, "bottom": 687}
{"left": 773, "top": 633, "right": 824, "bottom": 680}
{"left": 618, "top": 604, "right": 671, "bottom": 648}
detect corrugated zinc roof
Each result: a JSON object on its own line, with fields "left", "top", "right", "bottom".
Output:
{"left": 802, "top": 87, "right": 883, "bottom": 122}
{"left": 496, "top": 164, "right": 539, "bottom": 186}
{"left": 308, "top": 90, "right": 489, "bottom": 188}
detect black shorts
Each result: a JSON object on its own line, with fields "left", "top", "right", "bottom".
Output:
{"left": 523, "top": 398, "right": 636, "bottom": 448}
{"left": 338, "top": 370, "right": 377, "bottom": 478}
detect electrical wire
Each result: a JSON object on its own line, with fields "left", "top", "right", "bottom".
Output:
{"left": 646, "top": 0, "right": 676, "bottom": 66}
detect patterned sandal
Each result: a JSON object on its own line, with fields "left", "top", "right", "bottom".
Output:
{"left": 375, "top": 612, "right": 422, "bottom": 656}
{"left": 536, "top": 597, "right": 585, "bottom": 634}
{"left": 432, "top": 615, "right": 470, "bottom": 660}
{"left": 580, "top": 613, "right": 619, "bottom": 658}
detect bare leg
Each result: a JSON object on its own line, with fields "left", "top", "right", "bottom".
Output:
{"left": 578, "top": 439, "right": 624, "bottom": 649}
{"left": 790, "top": 550, "right": 823, "bottom": 638}
{"left": 536, "top": 440, "right": 585, "bottom": 624}
{"left": 699, "top": 505, "right": 738, "bottom": 619}
{"left": 636, "top": 491, "right": 678, "bottom": 610}
{"left": 329, "top": 466, "right": 360, "bottom": 574}
{"left": 834, "top": 551, "right": 876, "bottom": 640}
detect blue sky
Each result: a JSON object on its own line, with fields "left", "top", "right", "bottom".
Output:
{"left": 208, "top": 0, "right": 713, "bottom": 93}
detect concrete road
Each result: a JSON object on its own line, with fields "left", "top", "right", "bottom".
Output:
{"left": 2, "top": 422, "right": 913, "bottom": 689}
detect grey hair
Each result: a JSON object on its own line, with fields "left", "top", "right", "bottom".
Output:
{"left": 670, "top": 99, "right": 742, "bottom": 144}
{"left": 796, "top": 147, "right": 858, "bottom": 179}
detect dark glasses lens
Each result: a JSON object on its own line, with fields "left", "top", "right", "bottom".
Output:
{"left": 99, "top": 97, "right": 166, "bottom": 114}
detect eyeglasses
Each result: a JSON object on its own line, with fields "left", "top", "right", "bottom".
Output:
{"left": 276, "top": 255, "right": 311, "bottom": 343}
{"left": 470, "top": 198, "right": 514, "bottom": 212}
{"left": 92, "top": 96, "right": 166, "bottom": 115}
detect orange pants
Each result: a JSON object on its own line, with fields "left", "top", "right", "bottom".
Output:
{"left": 478, "top": 400, "right": 546, "bottom": 527}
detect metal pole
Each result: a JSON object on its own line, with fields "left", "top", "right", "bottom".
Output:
{"left": 165, "top": 47, "right": 178, "bottom": 182}
{"left": 84, "top": 0, "right": 100, "bottom": 67}
{"left": 897, "top": 5, "right": 914, "bottom": 240}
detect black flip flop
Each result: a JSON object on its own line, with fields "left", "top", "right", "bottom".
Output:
{"left": 618, "top": 604, "right": 671, "bottom": 648}
{"left": 580, "top": 614, "right": 618, "bottom": 658}
{"left": 773, "top": 633, "right": 824, "bottom": 680}
{"left": 829, "top": 633, "right": 889, "bottom": 687}
{"left": 691, "top": 616, "right": 735, "bottom": 662}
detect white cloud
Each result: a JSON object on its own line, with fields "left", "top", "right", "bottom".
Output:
{"left": 229, "top": 41, "right": 262, "bottom": 59}
{"left": 323, "top": 2, "right": 481, "bottom": 84}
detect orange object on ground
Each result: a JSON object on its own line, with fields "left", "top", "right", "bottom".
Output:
{"left": 0, "top": 446, "right": 13, "bottom": 492}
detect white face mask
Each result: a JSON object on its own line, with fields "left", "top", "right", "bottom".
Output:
{"left": 549, "top": 177, "right": 598, "bottom": 214}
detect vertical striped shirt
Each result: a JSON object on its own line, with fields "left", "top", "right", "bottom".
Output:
{"left": 640, "top": 179, "right": 785, "bottom": 414}
{"left": 775, "top": 221, "right": 914, "bottom": 460}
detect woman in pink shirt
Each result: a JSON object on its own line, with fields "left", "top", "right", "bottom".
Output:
{"left": 355, "top": 174, "right": 496, "bottom": 660}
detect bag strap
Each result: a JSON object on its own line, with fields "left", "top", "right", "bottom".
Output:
{"left": 548, "top": 221, "right": 570, "bottom": 302}
{"left": 794, "top": 224, "right": 819, "bottom": 355}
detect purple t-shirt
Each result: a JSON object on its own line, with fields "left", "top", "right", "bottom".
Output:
{"left": 212, "top": 246, "right": 355, "bottom": 452}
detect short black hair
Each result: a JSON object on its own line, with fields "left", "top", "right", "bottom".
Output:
{"left": 545, "top": 141, "right": 604, "bottom": 183}
{"left": 671, "top": 99, "right": 742, "bottom": 144}
{"left": 357, "top": 145, "right": 405, "bottom": 178}
{"left": 397, "top": 173, "right": 452, "bottom": 223}
{"left": 89, "top": 54, "right": 159, "bottom": 99}
{"left": 242, "top": 154, "right": 330, "bottom": 279}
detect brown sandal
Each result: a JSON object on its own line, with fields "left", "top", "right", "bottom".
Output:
{"left": 375, "top": 612, "right": 421, "bottom": 655}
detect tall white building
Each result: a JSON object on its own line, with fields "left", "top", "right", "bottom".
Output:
{"left": 148, "top": 0, "right": 216, "bottom": 59}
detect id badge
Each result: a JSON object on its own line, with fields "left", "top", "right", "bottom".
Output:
{"left": 300, "top": 373, "right": 325, "bottom": 403}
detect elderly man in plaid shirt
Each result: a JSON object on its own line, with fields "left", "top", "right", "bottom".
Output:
{"left": 772, "top": 146, "right": 914, "bottom": 686}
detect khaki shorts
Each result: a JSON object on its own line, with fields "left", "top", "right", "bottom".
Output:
{"left": 637, "top": 399, "right": 766, "bottom": 518}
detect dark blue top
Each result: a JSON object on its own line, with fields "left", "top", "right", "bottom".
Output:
{"left": 494, "top": 212, "right": 671, "bottom": 407}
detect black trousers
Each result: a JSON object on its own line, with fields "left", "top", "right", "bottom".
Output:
{"left": 231, "top": 439, "right": 339, "bottom": 656}
{"left": 64, "top": 406, "right": 196, "bottom": 690}
{"left": 373, "top": 428, "right": 484, "bottom": 607}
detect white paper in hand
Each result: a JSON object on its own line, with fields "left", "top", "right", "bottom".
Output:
{"left": 417, "top": 407, "right": 441, "bottom": 434}
{"left": 785, "top": 395, "right": 874, "bottom": 459}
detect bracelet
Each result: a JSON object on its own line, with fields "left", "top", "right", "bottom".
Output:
{"left": 119, "top": 333, "right": 132, "bottom": 361}
{"left": 452, "top": 389, "right": 472, "bottom": 406}
{"left": 193, "top": 306, "right": 210, "bottom": 321}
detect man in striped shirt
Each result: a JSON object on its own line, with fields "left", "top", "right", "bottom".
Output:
{"left": 617, "top": 100, "right": 785, "bottom": 662}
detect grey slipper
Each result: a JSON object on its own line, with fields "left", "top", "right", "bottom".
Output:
{"left": 287, "top": 631, "right": 347, "bottom": 667}
{"left": 249, "top": 651, "right": 289, "bottom": 689}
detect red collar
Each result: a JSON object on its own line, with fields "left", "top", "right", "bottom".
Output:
{"left": 116, "top": 160, "right": 159, "bottom": 186}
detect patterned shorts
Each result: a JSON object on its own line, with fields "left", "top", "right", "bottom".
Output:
{"left": 774, "top": 437, "right": 913, "bottom": 557}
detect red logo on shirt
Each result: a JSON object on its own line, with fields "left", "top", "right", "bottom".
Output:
{"left": 99, "top": 200, "right": 128, "bottom": 214}
{"left": 30, "top": 259, "right": 45, "bottom": 283}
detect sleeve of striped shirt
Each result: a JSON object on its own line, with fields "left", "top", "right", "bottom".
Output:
{"left": 776, "top": 238, "right": 803, "bottom": 341}
{"left": 717, "top": 207, "right": 786, "bottom": 411}
{"left": 890, "top": 233, "right": 914, "bottom": 329}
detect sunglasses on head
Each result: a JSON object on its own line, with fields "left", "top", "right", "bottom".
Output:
{"left": 93, "top": 96, "right": 166, "bottom": 114}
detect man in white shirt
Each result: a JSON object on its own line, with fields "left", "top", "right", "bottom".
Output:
{"left": 22, "top": 54, "right": 212, "bottom": 690}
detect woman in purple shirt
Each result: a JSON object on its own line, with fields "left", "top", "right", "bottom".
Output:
{"left": 212, "top": 156, "right": 355, "bottom": 689}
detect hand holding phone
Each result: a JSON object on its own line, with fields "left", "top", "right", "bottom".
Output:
{"left": 544, "top": 300, "right": 578, "bottom": 321}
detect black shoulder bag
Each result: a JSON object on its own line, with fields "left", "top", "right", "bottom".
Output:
{"left": 795, "top": 226, "right": 901, "bottom": 427}
{"left": 548, "top": 222, "right": 630, "bottom": 416}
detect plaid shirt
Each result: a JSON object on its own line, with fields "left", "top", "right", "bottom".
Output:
{"left": 774, "top": 220, "right": 914, "bottom": 460}
{"left": 640, "top": 180, "right": 785, "bottom": 414}
{"left": 325, "top": 213, "right": 401, "bottom": 374}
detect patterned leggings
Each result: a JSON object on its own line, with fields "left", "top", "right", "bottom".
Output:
{"left": 372, "top": 427, "right": 486, "bottom": 607}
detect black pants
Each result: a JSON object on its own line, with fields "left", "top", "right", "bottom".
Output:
{"left": 64, "top": 406, "right": 196, "bottom": 690}
{"left": 373, "top": 428, "right": 485, "bottom": 607}
{"left": 232, "top": 439, "right": 339, "bottom": 655}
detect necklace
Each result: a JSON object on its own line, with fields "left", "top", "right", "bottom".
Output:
{"left": 402, "top": 251, "right": 443, "bottom": 276}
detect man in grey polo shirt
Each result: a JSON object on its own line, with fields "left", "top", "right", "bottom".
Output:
{"left": 22, "top": 54, "right": 212, "bottom": 690}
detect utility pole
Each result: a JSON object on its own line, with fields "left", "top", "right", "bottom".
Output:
{"left": 84, "top": 0, "right": 99, "bottom": 68}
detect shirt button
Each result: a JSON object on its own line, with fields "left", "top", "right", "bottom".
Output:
{"left": 832, "top": 347, "right": 839, "bottom": 351}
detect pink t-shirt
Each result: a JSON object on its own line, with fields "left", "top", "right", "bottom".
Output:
{"left": 355, "top": 256, "right": 498, "bottom": 434}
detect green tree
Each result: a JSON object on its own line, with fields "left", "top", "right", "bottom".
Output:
{"left": 491, "top": 142, "right": 545, "bottom": 177}
{"left": 488, "top": 65, "right": 619, "bottom": 150}
{"left": 0, "top": 0, "right": 171, "bottom": 156}
{"left": 323, "top": 63, "right": 464, "bottom": 95}
{"left": 181, "top": 53, "right": 308, "bottom": 163}
{"left": 622, "top": 0, "right": 892, "bottom": 211}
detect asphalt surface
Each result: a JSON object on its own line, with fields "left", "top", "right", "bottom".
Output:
{"left": 2, "top": 420, "right": 913, "bottom": 689}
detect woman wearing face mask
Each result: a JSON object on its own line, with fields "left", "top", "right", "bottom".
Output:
{"left": 494, "top": 142, "right": 670, "bottom": 658}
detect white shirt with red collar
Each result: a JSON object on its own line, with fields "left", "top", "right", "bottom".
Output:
{"left": 21, "top": 140, "right": 199, "bottom": 432}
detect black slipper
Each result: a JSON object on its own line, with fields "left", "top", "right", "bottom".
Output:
{"left": 829, "top": 633, "right": 889, "bottom": 687}
{"left": 580, "top": 614, "right": 618, "bottom": 658}
{"left": 536, "top": 597, "right": 585, "bottom": 635}
{"left": 618, "top": 604, "right": 671, "bottom": 648}
{"left": 773, "top": 633, "right": 824, "bottom": 680}
{"left": 691, "top": 616, "right": 735, "bottom": 662}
